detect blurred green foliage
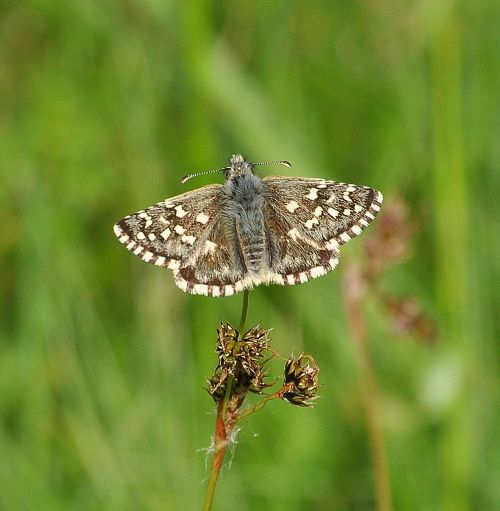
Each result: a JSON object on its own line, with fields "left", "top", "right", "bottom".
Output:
{"left": 1, "top": 1, "right": 499, "bottom": 510}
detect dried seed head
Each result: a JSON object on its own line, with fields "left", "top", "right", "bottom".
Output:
{"left": 207, "top": 368, "right": 227, "bottom": 401}
{"left": 216, "top": 322, "right": 270, "bottom": 377}
{"left": 209, "top": 323, "right": 273, "bottom": 402}
{"left": 281, "top": 354, "right": 320, "bottom": 407}
{"left": 247, "top": 370, "right": 273, "bottom": 394}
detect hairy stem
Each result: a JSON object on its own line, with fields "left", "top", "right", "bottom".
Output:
{"left": 202, "top": 399, "right": 227, "bottom": 511}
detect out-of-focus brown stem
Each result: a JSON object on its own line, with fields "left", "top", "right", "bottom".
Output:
{"left": 344, "top": 264, "right": 393, "bottom": 511}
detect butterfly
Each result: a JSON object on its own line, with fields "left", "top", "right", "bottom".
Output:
{"left": 113, "top": 154, "right": 383, "bottom": 296}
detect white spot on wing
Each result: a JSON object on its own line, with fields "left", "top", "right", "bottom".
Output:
{"left": 305, "top": 188, "right": 318, "bottom": 200}
{"left": 168, "top": 260, "right": 180, "bottom": 270}
{"left": 305, "top": 217, "right": 319, "bottom": 229}
{"left": 155, "top": 256, "right": 166, "bottom": 266}
{"left": 148, "top": 233, "right": 156, "bottom": 241}
{"left": 328, "top": 208, "right": 339, "bottom": 218}
{"left": 310, "top": 266, "right": 326, "bottom": 278}
{"left": 329, "top": 257, "right": 339, "bottom": 269}
{"left": 286, "top": 274, "right": 295, "bottom": 285}
{"left": 137, "top": 232, "right": 146, "bottom": 240}
{"left": 273, "top": 275, "right": 285, "bottom": 285}
{"left": 313, "top": 206, "right": 323, "bottom": 217}
{"left": 196, "top": 212, "right": 210, "bottom": 224}
{"left": 175, "top": 205, "right": 188, "bottom": 218}
{"left": 285, "top": 200, "right": 299, "bottom": 213}
{"left": 354, "top": 204, "right": 363, "bottom": 213}
{"left": 343, "top": 209, "right": 351, "bottom": 216}
{"left": 193, "top": 284, "right": 208, "bottom": 295}
{"left": 113, "top": 225, "right": 122, "bottom": 237}
{"left": 181, "top": 234, "right": 196, "bottom": 245}
{"left": 174, "top": 225, "right": 185, "bottom": 235}
{"left": 142, "top": 251, "right": 153, "bottom": 262}
{"left": 287, "top": 228, "right": 300, "bottom": 240}
{"left": 176, "top": 279, "right": 188, "bottom": 291}
{"left": 351, "top": 225, "right": 362, "bottom": 236}
{"left": 340, "top": 232, "right": 351, "bottom": 243}
{"left": 160, "top": 228, "right": 171, "bottom": 240}
{"left": 326, "top": 239, "right": 339, "bottom": 251}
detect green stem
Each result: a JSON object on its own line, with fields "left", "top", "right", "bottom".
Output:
{"left": 238, "top": 290, "right": 249, "bottom": 338}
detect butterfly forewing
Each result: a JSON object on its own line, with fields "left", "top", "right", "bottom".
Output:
{"left": 114, "top": 184, "right": 224, "bottom": 268}
{"left": 263, "top": 176, "right": 383, "bottom": 247}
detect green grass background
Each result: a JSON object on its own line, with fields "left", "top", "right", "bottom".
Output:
{"left": 1, "top": 1, "right": 499, "bottom": 510}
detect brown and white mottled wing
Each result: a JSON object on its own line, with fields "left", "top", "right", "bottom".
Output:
{"left": 262, "top": 175, "right": 383, "bottom": 286}
{"left": 114, "top": 184, "right": 244, "bottom": 296}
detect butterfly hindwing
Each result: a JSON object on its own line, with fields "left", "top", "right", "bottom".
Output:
{"left": 174, "top": 218, "right": 248, "bottom": 297}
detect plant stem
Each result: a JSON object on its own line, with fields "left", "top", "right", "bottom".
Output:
{"left": 203, "top": 290, "right": 250, "bottom": 511}
{"left": 238, "top": 290, "right": 249, "bottom": 338}
{"left": 237, "top": 392, "right": 280, "bottom": 421}
{"left": 202, "top": 399, "right": 227, "bottom": 511}
{"left": 344, "top": 264, "right": 393, "bottom": 511}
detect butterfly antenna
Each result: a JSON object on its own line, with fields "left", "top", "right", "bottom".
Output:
{"left": 181, "top": 167, "right": 229, "bottom": 184}
{"left": 252, "top": 160, "right": 292, "bottom": 168}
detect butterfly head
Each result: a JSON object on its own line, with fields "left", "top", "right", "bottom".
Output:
{"left": 225, "top": 154, "right": 254, "bottom": 180}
